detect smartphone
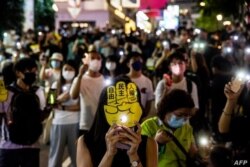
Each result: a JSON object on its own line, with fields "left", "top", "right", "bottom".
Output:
{"left": 115, "top": 126, "right": 130, "bottom": 150}
{"left": 231, "top": 76, "right": 244, "bottom": 93}
{"left": 47, "top": 88, "right": 57, "bottom": 105}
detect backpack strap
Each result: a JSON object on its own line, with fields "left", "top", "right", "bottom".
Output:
{"left": 186, "top": 78, "right": 193, "bottom": 94}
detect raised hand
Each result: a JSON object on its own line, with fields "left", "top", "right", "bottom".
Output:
{"left": 105, "top": 124, "right": 123, "bottom": 157}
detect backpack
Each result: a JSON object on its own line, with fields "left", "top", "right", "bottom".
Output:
{"left": 6, "top": 84, "right": 43, "bottom": 145}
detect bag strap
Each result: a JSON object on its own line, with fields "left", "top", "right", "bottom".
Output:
{"left": 164, "top": 130, "right": 190, "bottom": 158}
{"left": 186, "top": 78, "right": 192, "bottom": 95}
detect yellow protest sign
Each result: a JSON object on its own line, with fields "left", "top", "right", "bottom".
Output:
{"left": 104, "top": 81, "right": 142, "bottom": 127}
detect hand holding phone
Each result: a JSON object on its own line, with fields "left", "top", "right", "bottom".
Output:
{"left": 115, "top": 126, "right": 130, "bottom": 150}
{"left": 231, "top": 78, "right": 243, "bottom": 93}
{"left": 231, "top": 72, "right": 246, "bottom": 93}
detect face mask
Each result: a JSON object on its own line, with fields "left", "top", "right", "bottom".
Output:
{"left": 132, "top": 61, "right": 142, "bottom": 71}
{"left": 62, "top": 70, "right": 75, "bottom": 81}
{"left": 171, "top": 64, "right": 181, "bottom": 75}
{"left": 105, "top": 62, "right": 116, "bottom": 71}
{"left": 22, "top": 72, "right": 36, "bottom": 85}
{"left": 167, "top": 115, "right": 186, "bottom": 128}
{"left": 51, "top": 60, "right": 61, "bottom": 69}
{"left": 89, "top": 59, "right": 101, "bottom": 72}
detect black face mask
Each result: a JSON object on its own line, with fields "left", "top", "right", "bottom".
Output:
{"left": 22, "top": 72, "right": 36, "bottom": 85}
{"left": 132, "top": 61, "right": 142, "bottom": 71}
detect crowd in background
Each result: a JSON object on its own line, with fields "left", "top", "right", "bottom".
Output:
{"left": 0, "top": 21, "right": 250, "bottom": 167}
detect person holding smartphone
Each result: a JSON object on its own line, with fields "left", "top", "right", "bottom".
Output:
{"left": 141, "top": 89, "right": 198, "bottom": 167}
{"left": 76, "top": 76, "right": 158, "bottom": 167}
{"left": 218, "top": 78, "right": 250, "bottom": 162}
{"left": 48, "top": 60, "right": 80, "bottom": 167}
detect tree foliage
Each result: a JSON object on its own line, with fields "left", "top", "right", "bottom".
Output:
{"left": 0, "top": 0, "right": 24, "bottom": 36}
{"left": 35, "top": 0, "right": 55, "bottom": 30}
{"left": 196, "top": 0, "right": 245, "bottom": 32}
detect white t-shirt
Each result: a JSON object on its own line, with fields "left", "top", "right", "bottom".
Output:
{"left": 79, "top": 74, "right": 106, "bottom": 130}
{"left": 155, "top": 77, "right": 199, "bottom": 109}
{"left": 130, "top": 75, "right": 155, "bottom": 108}
{"left": 45, "top": 68, "right": 61, "bottom": 86}
{"left": 51, "top": 83, "right": 80, "bottom": 125}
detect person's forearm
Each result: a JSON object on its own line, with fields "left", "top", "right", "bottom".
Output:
{"left": 98, "top": 152, "right": 114, "bottom": 167}
{"left": 129, "top": 153, "right": 143, "bottom": 167}
{"left": 39, "top": 65, "right": 47, "bottom": 80}
{"left": 218, "top": 100, "right": 237, "bottom": 133}
{"left": 70, "top": 75, "right": 82, "bottom": 99}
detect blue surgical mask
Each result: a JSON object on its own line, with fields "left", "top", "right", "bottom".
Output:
{"left": 51, "top": 60, "right": 61, "bottom": 69}
{"left": 167, "top": 115, "right": 186, "bottom": 128}
{"left": 132, "top": 61, "right": 142, "bottom": 71}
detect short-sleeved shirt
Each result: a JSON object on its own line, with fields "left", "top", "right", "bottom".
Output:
{"left": 79, "top": 74, "right": 106, "bottom": 130}
{"left": 141, "top": 116, "right": 195, "bottom": 167}
{"left": 130, "top": 74, "right": 155, "bottom": 108}
{"left": 155, "top": 77, "right": 199, "bottom": 109}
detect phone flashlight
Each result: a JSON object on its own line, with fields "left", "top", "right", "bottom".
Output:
{"left": 119, "top": 50, "right": 124, "bottom": 56}
{"left": 199, "top": 136, "right": 209, "bottom": 147}
{"left": 111, "top": 29, "right": 116, "bottom": 35}
{"left": 233, "top": 35, "right": 239, "bottom": 41}
{"left": 16, "top": 42, "right": 21, "bottom": 49}
{"left": 194, "top": 28, "right": 201, "bottom": 34}
{"left": 231, "top": 71, "right": 246, "bottom": 93}
{"left": 105, "top": 78, "right": 112, "bottom": 86}
{"left": 226, "top": 47, "right": 232, "bottom": 53}
{"left": 193, "top": 43, "right": 199, "bottom": 49}
{"left": 38, "top": 31, "right": 43, "bottom": 36}
{"left": 162, "top": 41, "right": 169, "bottom": 49}
{"left": 156, "top": 30, "right": 162, "bottom": 36}
{"left": 120, "top": 115, "right": 128, "bottom": 123}
{"left": 199, "top": 43, "right": 205, "bottom": 49}
{"left": 62, "top": 86, "right": 68, "bottom": 92}
{"left": 245, "top": 47, "right": 250, "bottom": 54}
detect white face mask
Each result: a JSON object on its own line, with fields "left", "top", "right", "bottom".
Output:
{"left": 105, "top": 62, "right": 116, "bottom": 71}
{"left": 62, "top": 70, "right": 75, "bottom": 81}
{"left": 89, "top": 59, "right": 101, "bottom": 72}
{"left": 171, "top": 64, "right": 181, "bottom": 75}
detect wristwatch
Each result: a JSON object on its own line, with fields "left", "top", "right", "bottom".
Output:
{"left": 131, "top": 160, "right": 140, "bottom": 167}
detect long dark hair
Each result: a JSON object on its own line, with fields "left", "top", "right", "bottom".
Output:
{"left": 84, "top": 75, "right": 142, "bottom": 166}
{"left": 56, "top": 59, "right": 78, "bottom": 95}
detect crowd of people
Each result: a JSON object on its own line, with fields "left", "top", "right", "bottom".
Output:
{"left": 0, "top": 22, "right": 250, "bottom": 167}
